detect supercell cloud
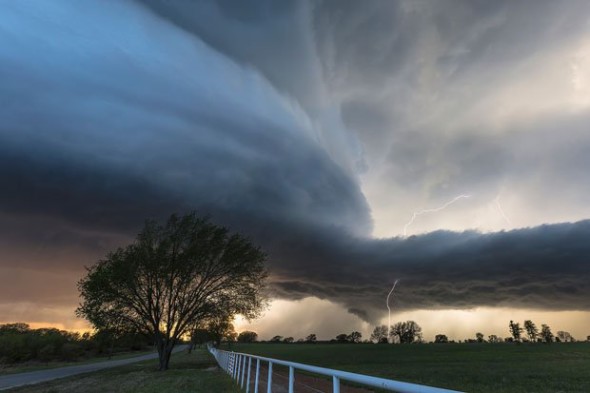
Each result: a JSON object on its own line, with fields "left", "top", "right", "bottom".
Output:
{"left": 1, "top": 0, "right": 590, "bottom": 328}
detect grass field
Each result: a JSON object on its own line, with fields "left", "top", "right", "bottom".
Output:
{"left": 230, "top": 342, "right": 590, "bottom": 393}
{"left": 7, "top": 349, "right": 240, "bottom": 393}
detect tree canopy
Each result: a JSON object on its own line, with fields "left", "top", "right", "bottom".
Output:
{"left": 370, "top": 325, "right": 389, "bottom": 343}
{"left": 237, "top": 331, "right": 258, "bottom": 343}
{"left": 390, "top": 321, "right": 422, "bottom": 344}
{"left": 540, "top": 324, "right": 554, "bottom": 343}
{"left": 348, "top": 331, "right": 362, "bottom": 343}
{"left": 76, "top": 212, "right": 267, "bottom": 370}
{"left": 524, "top": 320, "right": 538, "bottom": 342}
{"left": 434, "top": 334, "right": 449, "bottom": 343}
{"left": 509, "top": 320, "right": 523, "bottom": 342}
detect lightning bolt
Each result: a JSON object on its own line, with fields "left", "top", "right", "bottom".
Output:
{"left": 494, "top": 195, "right": 511, "bottom": 225}
{"left": 403, "top": 194, "right": 471, "bottom": 236}
{"left": 386, "top": 280, "right": 399, "bottom": 343}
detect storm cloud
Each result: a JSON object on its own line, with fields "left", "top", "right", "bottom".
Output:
{"left": 1, "top": 0, "right": 589, "bottom": 327}
{"left": 265, "top": 220, "right": 590, "bottom": 322}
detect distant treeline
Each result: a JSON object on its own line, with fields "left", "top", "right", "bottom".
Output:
{"left": 0, "top": 323, "right": 152, "bottom": 364}
{"left": 232, "top": 320, "right": 590, "bottom": 345}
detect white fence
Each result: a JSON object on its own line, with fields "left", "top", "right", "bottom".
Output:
{"left": 208, "top": 345, "right": 465, "bottom": 393}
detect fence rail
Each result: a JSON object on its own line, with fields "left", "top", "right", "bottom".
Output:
{"left": 208, "top": 345, "right": 465, "bottom": 393}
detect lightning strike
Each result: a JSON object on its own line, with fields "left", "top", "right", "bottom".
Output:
{"left": 403, "top": 194, "right": 471, "bottom": 236}
{"left": 386, "top": 279, "right": 399, "bottom": 343}
{"left": 494, "top": 196, "right": 512, "bottom": 225}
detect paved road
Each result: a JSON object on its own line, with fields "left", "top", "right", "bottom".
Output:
{"left": 0, "top": 345, "right": 188, "bottom": 391}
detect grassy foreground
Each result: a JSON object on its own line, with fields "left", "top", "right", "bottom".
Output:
{"left": 8, "top": 349, "right": 241, "bottom": 393}
{"left": 231, "top": 342, "right": 590, "bottom": 393}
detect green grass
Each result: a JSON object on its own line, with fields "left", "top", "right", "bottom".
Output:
{"left": 229, "top": 342, "right": 590, "bottom": 393}
{"left": 7, "top": 349, "right": 241, "bottom": 393}
{"left": 0, "top": 349, "right": 157, "bottom": 376}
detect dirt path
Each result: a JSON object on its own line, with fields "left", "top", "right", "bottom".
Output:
{"left": 0, "top": 345, "right": 187, "bottom": 391}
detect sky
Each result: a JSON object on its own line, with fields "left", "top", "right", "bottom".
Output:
{"left": 1, "top": 0, "right": 590, "bottom": 341}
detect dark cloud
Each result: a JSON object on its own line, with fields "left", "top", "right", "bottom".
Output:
{"left": 0, "top": 0, "right": 589, "bottom": 328}
{"left": 0, "top": 1, "right": 371, "bottom": 236}
{"left": 0, "top": 145, "right": 185, "bottom": 234}
{"left": 265, "top": 220, "right": 590, "bottom": 322}
{"left": 0, "top": 1, "right": 369, "bottom": 309}
{"left": 138, "top": 0, "right": 323, "bottom": 113}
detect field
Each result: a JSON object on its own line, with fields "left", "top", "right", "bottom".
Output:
{"left": 7, "top": 349, "right": 241, "bottom": 393}
{"left": 230, "top": 342, "right": 590, "bottom": 393}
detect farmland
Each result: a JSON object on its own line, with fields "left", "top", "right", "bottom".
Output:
{"left": 230, "top": 342, "right": 590, "bottom": 393}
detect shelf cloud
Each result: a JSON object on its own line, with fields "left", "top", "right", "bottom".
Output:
{"left": 1, "top": 0, "right": 589, "bottom": 329}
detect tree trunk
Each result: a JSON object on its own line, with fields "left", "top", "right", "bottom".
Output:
{"left": 157, "top": 340, "right": 175, "bottom": 371}
{"left": 108, "top": 336, "right": 115, "bottom": 360}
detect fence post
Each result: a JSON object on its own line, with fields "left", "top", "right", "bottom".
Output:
{"left": 246, "top": 356, "right": 252, "bottom": 393}
{"left": 289, "top": 366, "right": 294, "bottom": 393}
{"left": 241, "top": 355, "right": 246, "bottom": 388}
{"left": 267, "top": 361, "right": 273, "bottom": 393}
{"left": 254, "top": 358, "right": 260, "bottom": 393}
{"left": 333, "top": 375, "right": 340, "bottom": 393}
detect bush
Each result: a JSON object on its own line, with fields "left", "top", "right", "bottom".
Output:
{"left": 0, "top": 323, "right": 150, "bottom": 365}
{"left": 60, "top": 343, "right": 83, "bottom": 361}
{"left": 38, "top": 344, "right": 55, "bottom": 363}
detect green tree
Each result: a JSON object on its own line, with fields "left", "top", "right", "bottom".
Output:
{"left": 488, "top": 335, "right": 500, "bottom": 343}
{"left": 335, "top": 333, "right": 348, "bottom": 343}
{"left": 540, "top": 324, "right": 554, "bottom": 343}
{"left": 0, "top": 323, "right": 30, "bottom": 334}
{"left": 270, "top": 335, "right": 283, "bottom": 343}
{"left": 188, "top": 328, "right": 210, "bottom": 353}
{"left": 225, "top": 329, "right": 238, "bottom": 344}
{"left": 370, "top": 325, "right": 389, "bottom": 343}
{"left": 237, "top": 331, "right": 258, "bottom": 343}
{"left": 390, "top": 321, "right": 422, "bottom": 344}
{"left": 283, "top": 337, "right": 294, "bottom": 343}
{"left": 556, "top": 331, "right": 574, "bottom": 343}
{"left": 77, "top": 213, "right": 267, "bottom": 371}
{"left": 434, "top": 334, "right": 448, "bottom": 343}
{"left": 509, "top": 320, "right": 523, "bottom": 342}
{"left": 524, "top": 320, "right": 538, "bottom": 342}
{"left": 475, "top": 332, "right": 485, "bottom": 343}
{"left": 305, "top": 334, "right": 317, "bottom": 343}
{"left": 347, "top": 331, "right": 362, "bottom": 343}
{"left": 203, "top": 314, "right": 236, "bottom": 347}
{"left": 0, "top": 324, "right": 92, "bottom": 364}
